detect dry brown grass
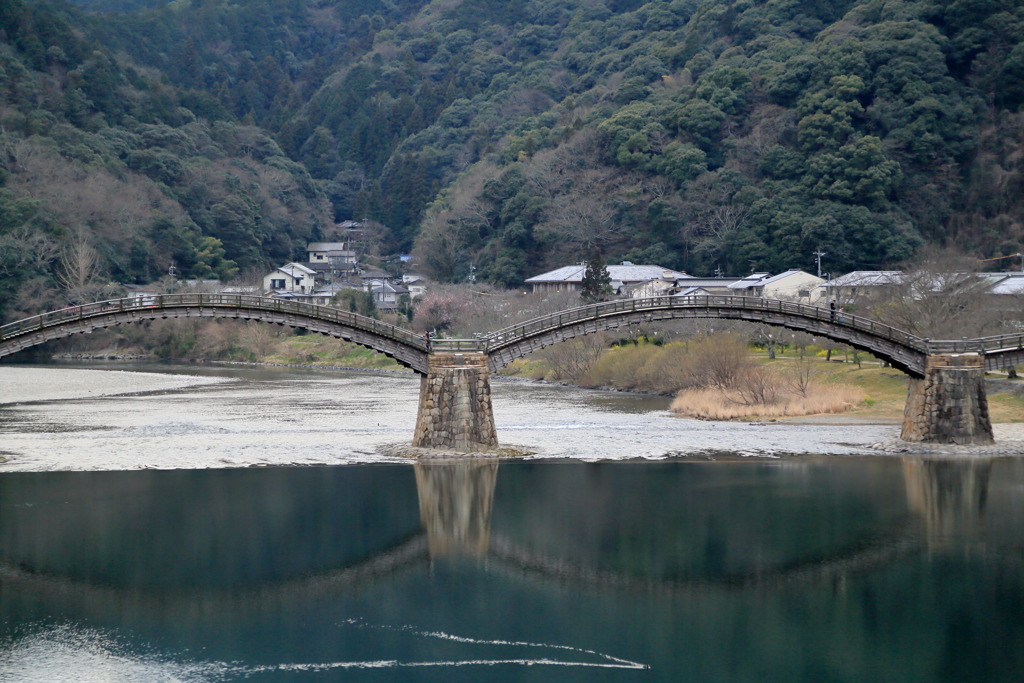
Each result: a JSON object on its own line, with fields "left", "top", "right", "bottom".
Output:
{"left": 671, "top": 382, "right": 866, "bottom": 420}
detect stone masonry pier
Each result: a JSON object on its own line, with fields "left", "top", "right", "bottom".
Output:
{"left": 412, "top": 352, "right": 497, "bottom": 452}
{"left": 901, "top": 354, "right": 993, "bottom": 445}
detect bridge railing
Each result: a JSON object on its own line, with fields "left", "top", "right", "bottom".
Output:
{"left": 0, "top": 294, "right": 430, "bottom": 350}
{"left": 6, "top": 293, "right": 1019, "bottom": 359}
{"left": 935, "top": 332, "right": 1024, "bottom": 355}
{"left": 484, "top": 295, "right": 928, "bottom": 352}
{"left": 429, "top": 338, "right": 489, "bottom": 353}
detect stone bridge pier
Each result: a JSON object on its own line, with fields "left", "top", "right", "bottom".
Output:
{"left": 901, "top": 354, "right": 993, "bottom": 445}
{"left": 412, "top": 352, "right": 497, "bottom": 452}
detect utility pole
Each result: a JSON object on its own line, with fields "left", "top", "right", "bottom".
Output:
{"left": 813, "top": 248, "right": 827, "bottom": 278}
{"left": 714, "top": 265, "right": 723, "bottom": 278}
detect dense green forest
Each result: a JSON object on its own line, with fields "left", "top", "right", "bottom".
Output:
{"left": 0, "top": 0, "right": 1022, "bottom": 320}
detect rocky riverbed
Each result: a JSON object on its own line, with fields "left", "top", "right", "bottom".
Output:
{"left": 1, "top": 363, "right": 1023, "bottom": 471}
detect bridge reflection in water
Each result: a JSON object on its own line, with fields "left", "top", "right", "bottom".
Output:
{"left": 1, "top": 460, "right": 1023, "bottom": 680}
{"left": 0, "top": 458, "right": 1015, "bottom": 594}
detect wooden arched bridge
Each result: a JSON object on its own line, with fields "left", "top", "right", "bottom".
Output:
{"left": 0, "top": 294, "right": 434, "bottom": 373}
{"left": 2, "top": 293, "right": 1018, "bottom": 449}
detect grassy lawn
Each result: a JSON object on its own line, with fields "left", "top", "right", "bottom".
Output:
{"left": 268, "top": 335, "right": 406, "bottom": 370}
{"left": 753, "top": 350, "right": 1024, "bottom": 423}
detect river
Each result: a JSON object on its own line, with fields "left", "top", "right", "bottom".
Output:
{"left": 0, "top": 363, "right": 1023, "bottom": 681}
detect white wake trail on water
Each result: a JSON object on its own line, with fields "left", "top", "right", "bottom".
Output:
{"left": 0, "top": 621, "right": 649, "bottom": 681}
{"left": 234, "top": 619, "right": 650, "bottom": 674}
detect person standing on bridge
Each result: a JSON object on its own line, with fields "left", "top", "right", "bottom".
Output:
{"left": 830, "top": 300, "right": 837, "bottom": 322}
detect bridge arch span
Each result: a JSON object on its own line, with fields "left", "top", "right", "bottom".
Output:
{"left": 485, "top": 295, "right": 931, "bottom": 377}
{"left": 0, "top": 294, "right": 430, "bottom": 373}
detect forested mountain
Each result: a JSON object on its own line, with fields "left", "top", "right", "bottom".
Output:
{"left": 1, "top": 0, "right": 1022, "bottom": 319}
{"left": 0, "top": 0, "right": 332, "bottom": 321}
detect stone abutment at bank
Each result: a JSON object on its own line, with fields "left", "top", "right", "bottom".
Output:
{"left": 901, "top": 354, "right": 993, "bottom": 445}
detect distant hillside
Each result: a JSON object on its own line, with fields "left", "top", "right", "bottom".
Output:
{"left": 0, "top": 0, "right": 330, "bottom": 321}
{"left": 2, "top": 0, "right": 1022, "bottom": 312}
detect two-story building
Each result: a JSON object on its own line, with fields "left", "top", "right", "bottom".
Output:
{"left": 264, "top": 263, "right": 317, "bottom": 295}
{"left": 304, "top": 242, "right": 357, "bottom": 282}
{"left": 307, "top": 242, "right": 357, "bottom": 265}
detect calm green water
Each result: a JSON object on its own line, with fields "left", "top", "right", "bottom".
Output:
{"left": 1, "top": 457, "right": 1023, "bottom": 682}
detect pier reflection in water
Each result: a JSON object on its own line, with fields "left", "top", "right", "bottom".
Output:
{"left": 902, "top": 456, "right": 994, "bottom": 548}
{"left": 415, "top": 459, "right": 498, "bottom": 558}
{"left": 1, "top": 457, "right": 1023, "bottom": 682}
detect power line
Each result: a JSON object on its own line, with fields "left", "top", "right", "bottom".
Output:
{"left": 978, "top": 252, "right": 1022, "bottom": 262}
{"left": 978, "top": 253, "right": 1024, "bottom": 272}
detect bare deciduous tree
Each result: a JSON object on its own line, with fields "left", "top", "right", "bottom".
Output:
{"left": 870, "top": 247, "right": 1011, "bottom": 339}
{"left": 786, "top": 359, "right": 816, "bottom": 398}
{"left": 680, "top": 171, "right": 751, "bottom": 256}
{"left": 240, "top": 321, "right": 284, "bottom": 359}
{"left": 732, "top": 365, "right": 780, "bottom": 406}
{"left": 683, "top": 333, "right": 751, "bottom": 390}
{"left": 56, "top": 226, "right": 107, "bottom": 303}
{"left": 546, "top": 178, "right": 622, "bottom": 250}
{"left": 538, "top": 332, "right": 607, "bottom": 381}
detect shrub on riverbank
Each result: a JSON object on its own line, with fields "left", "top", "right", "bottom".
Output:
{"left": 579, "top": 335, "right": 751, "bottom": 394}
{"left": 568, "top": 333, "right": 869, "bottom": 419}
{"left": 670, "top": 382, "right": 866, "bottom": 420}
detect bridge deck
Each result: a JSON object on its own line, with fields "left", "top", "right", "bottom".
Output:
{"left": 1, "top": 294, "right": 1020, "bottom": 374}
{"left": 0, "top": 293, "right": 426, "bottom": 347}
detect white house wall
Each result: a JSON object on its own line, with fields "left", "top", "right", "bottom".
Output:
{"left": 763, "top": 273, "right": 826, "bottom": 303}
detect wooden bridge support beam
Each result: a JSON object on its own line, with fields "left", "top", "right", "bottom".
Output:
{"left": 412, "top": 352, "right": 498, "bottom": 452}
{"left": 901, "top": 354, "right": 993, "bottom": 445}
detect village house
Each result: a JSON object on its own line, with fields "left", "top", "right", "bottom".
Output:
{"left": 624, "top": 270, "right": 824, "bottom": 302}
{"left": 726, "top": 270, "right": 825, "bottom": 303}
{"left": 624, "top": 277, "right": 681, "bottom": 298}
{"left": 674, "top": 285, "right": 712, "bottom": 297}
{"left": 669, "top": 277, "right": 745, "bottom": 295}
{"left": 525, "top": 262, "right": 690, "bottom": 294}
{"left": 824, "top": 270, "right": 1024, "bottom": 308}
{"left": 307, "top": 242, "right": 357, "bottom": 265}
{"left": 988, "top": 272, "right": 1024, "bottom": 296}
{"left": 371, "top": 281, "right": 410, "bottom": 310}
{"left": 299, "top": 242, "right": 357, "bottom": 284}
{"left": 822, "top": 271, "right": 904, "bottom": 306}
{"left": 626, "top": 275, "right": 744, "bottom": 298}
{"left": 402, "top": 273, "right": 428, "bottom": 299}
{"left": 124, "top": 283, "right": 163, "bottom": 300}
{"left": 359, "top": 266, "right": 393, "bottom": 288}
{"left": 219, "top": 284, "right": 261, "bottom": 295}
{"left": 263, "top": 262, "right": 317, "bottom": 295}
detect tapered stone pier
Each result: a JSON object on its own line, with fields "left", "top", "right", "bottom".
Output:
{"left": 412, "top": 352, "right": 498, "bottom": 452}
{"left": 900, "top": 354, "right": 993, "bottom": 445}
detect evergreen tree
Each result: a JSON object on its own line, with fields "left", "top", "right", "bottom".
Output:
{"left": 581, "top": 249, "right": 611, "bottom": 303}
